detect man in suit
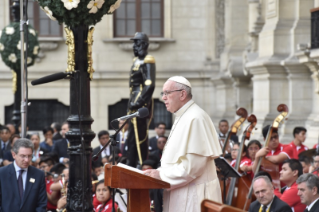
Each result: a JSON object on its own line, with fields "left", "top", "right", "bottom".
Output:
{"left": 0, "top": 126, "right": 12, "bottom": 166}
{"left": 297, "top": 173, "right": 319, "bottom": 212}
{"left": 92, "top": 130, "right": 120, "bottom": 167}
{"left": 148, "top": 122, "right": 166, "bottom": 153}
{"left": 218, "top": 119, "right": 238, "bottom": 143}
{"left": 249, "top": 175, "right": 292, "bottom": 212}
{"left": 51, "top": 122, "right": 62, "bottom": 141}
{"left": 52, "top": 122, "right": 70, "bottom": 164}
{"left": 116, "top": 120, "right": 129, "bottom": 156}
{"left": 0, "top": 138, "right": 47, "bottom": 212}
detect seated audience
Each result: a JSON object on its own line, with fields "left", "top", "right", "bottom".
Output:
{"left": 252, "top": 125, "right": 292, "bottom": 174}
{"left": 278, "top": 159, "right": 306, "bottom": 212}
{"left": 40, "top": 127, "right": 55, "bottom": 152}
{"left": 149, "top": 136, "right": 167, "bottom": 168}
{"left": 94, "top": 180, "right": 118, "bottom": 212}
{"left": 284, "top": 127, "right": 308, "bottom": 159}
{"left": 39, "top": 156, "right": 57, "bottom": 211}
{"left": 249, "top": 175, "right": 292, "bottom": 212}
{"left": 148, "top": 122, "right": 166, "bottom": 153}
{"left": 3, "top": 134, "right": 20, "bottom": 166}
{"left": 299, "top": 155, "right": 312, "bottom": 174}
{"left": 241, "top": 140, "right": 261, "bottom": 179}
{"left": 310, "top": 154, "right": 319, "bottom": 175}
{"left": 230, "top": 143, "right": 251, "bottom": 170}
{"left": 30, "top": 133, "right": 49, "bottom": 166}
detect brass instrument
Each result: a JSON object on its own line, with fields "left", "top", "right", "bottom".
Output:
{"left": 61, "top": 174, "right": 66, "bottom": 197}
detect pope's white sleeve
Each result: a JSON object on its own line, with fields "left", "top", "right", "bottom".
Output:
{"left": 158, "top": 154, "right": 207, "bottom": 190}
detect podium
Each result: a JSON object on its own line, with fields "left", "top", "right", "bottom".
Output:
{"left": 201, "top": 200, "right": 245, "bottom": 212}
{"left": 104, "top": 163, "right": 170, "bottom": 212}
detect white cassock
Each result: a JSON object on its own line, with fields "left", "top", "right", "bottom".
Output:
{"left": 158, "top": 99, "right": 222, "bottom": 212}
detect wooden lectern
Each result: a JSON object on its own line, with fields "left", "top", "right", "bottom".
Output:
{"left": 104, "top": 163, "right": 170, "bottom": 212}
{"left": 201, "top": 200, "right": 245, "bottom": 212}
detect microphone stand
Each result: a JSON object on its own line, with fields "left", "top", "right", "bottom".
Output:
{"left": 92, "top": 118, "right": 130, "bottom": 212}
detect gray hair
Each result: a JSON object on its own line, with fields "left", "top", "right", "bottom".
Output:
{"left": 173, "top": 82, "right": 192, "bottom": 99}
{"left": 296, "top": 173, "right": 319, "bottom": 194}
{"left": 12, "top": 138, "right": 34, "bottom": 154}
{"left": 253, "top": 175, "right": 273, "bottom": 189}
{"left": 30, "top": 133, "right": 40, "bottom": 138}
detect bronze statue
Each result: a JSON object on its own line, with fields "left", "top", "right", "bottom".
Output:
{"left": 126, "top": 32, "right": 155, "bottom": 167}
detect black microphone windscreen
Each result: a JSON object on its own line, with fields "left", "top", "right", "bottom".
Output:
{"left": 138, "top": 107, "right": 149, "bottom": 118}
{"left": 31, "top": 72, "right": 68, "bottom": 86}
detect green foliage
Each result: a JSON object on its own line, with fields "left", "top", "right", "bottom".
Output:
{"left": 0, "top": 22, "right": 40, "bottom": 71}
{"left": 37, "top": 0, "right": 119, "bottom": 28}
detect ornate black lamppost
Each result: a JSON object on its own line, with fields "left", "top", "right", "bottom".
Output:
{"left": 31, "top": 1, "right": 122, "bottom": 211}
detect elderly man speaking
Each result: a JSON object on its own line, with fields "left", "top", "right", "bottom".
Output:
{"left": 144, "top": 76, "right": 222, "bottom": 212}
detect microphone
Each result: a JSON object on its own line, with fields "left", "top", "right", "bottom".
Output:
{"left": 116, "top": 108, "right": 149, "bottom": 121}
{"left": 31, "top": 72, "right": 71, "bottom": 86}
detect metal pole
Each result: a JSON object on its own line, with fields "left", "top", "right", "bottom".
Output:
{"left": 19, "top": 0, "right": 27, "bottom": 138}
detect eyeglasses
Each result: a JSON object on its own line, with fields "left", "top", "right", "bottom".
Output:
{"left": 160, "top": 89, "right": 183, "bottom": 97}
{"left": 18, "top": 154, "right": 32, "bottom": 160}
{"left": 270, "top": 135, "right": 278, "bottom": 140}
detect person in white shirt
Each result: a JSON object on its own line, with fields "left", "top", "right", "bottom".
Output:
{"left": 144, "top": 76, "right": 222, "bottom": 212}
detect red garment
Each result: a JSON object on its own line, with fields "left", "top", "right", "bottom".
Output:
{"left": 264, "top": 143, "right": 290, "bottom": 188}
{"left": 283, "top": 141, "right": 308, "bottom": 160}
{"left": 46, "top": 178, "right": 57, "bottom": 210}
{"left": 93, "top": 194, "right": 101, "bottom": 209}
{"left": 230, "top": 156, "right": 251, "bottom": 168}
{"left": 280, "top": 182, "right": 306, "bottom": 212}
{"left": 313, "top": 144, "right": 318, "bottom": 149}
{"left": 94, "top": 198, "right": 118, "bottom": 212}
{"left": 230, "top": 159, "right": 236, "bottom": 167}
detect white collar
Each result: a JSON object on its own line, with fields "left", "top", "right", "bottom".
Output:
{"left": 174, "top": 99, "right": 194, "bottom": 117}
{"left": 306, "top": 197, "right": 319, "bottom": 211}
{"left": 13, "top": 161, "right": 28, "bottom": 172}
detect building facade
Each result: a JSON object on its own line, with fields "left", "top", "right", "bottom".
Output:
{"left": 1, "top": 0, "right": 319, "bottom": 146}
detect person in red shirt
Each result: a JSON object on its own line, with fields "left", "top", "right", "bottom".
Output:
{"left": 39, "top": 157, "right": 58, "bottom": 211}
{"left": 298, "top": 155, "right": 313, "bottom": 174}
{"left": 252, "top": 125, "right": 293, "bottom": 174}
{"left": 230, "top": 143, "right": 251, "bottom": 173}
{"left": 309, "top": 155, "right": 319, "bottom": 175}
{"left": 284, "top": 127, "right": 308, "bottom": 160}
{"left": 94, "top": 180, "right": 118, "bottom": 212}
{"left": 278, "top": 159, "right": 306, "bottom": 212}
{"left": 241, "top": 140, "right": 261, "bottom": 179}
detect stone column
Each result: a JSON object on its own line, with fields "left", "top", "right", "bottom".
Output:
{"left": 246, "top": 0, "right": 313, "bottom": 142}
{"left": 212, "top": 0, "right": 251, "bottom": 123}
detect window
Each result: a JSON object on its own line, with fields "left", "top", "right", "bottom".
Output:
{"left": 28, "top": 1, "right": 63, "bottom": 37}
{"left": 108, "top": 98, "right": 172, "bottom": 130}
{"left": 114, "top": 0, "right": 164, "bottom": 37}
{"left": 10, "top": 0, "right": 63, "bottom": 37}
{"left": 5, "top": 99, "right": 69, "bottom": 130}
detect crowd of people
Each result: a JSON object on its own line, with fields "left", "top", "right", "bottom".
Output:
{"left": 0, "top": 117, "right": 168, "bottom": 212}
{"left": 218, "top": 120, "right": 319, "bottom": 212}
{"left": 2, "top": 75, "right": 319, "bottom": 212}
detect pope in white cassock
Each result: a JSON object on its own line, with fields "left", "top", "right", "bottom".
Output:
{"left": 144, "top": 76, "right": 222, "bottom": 212}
